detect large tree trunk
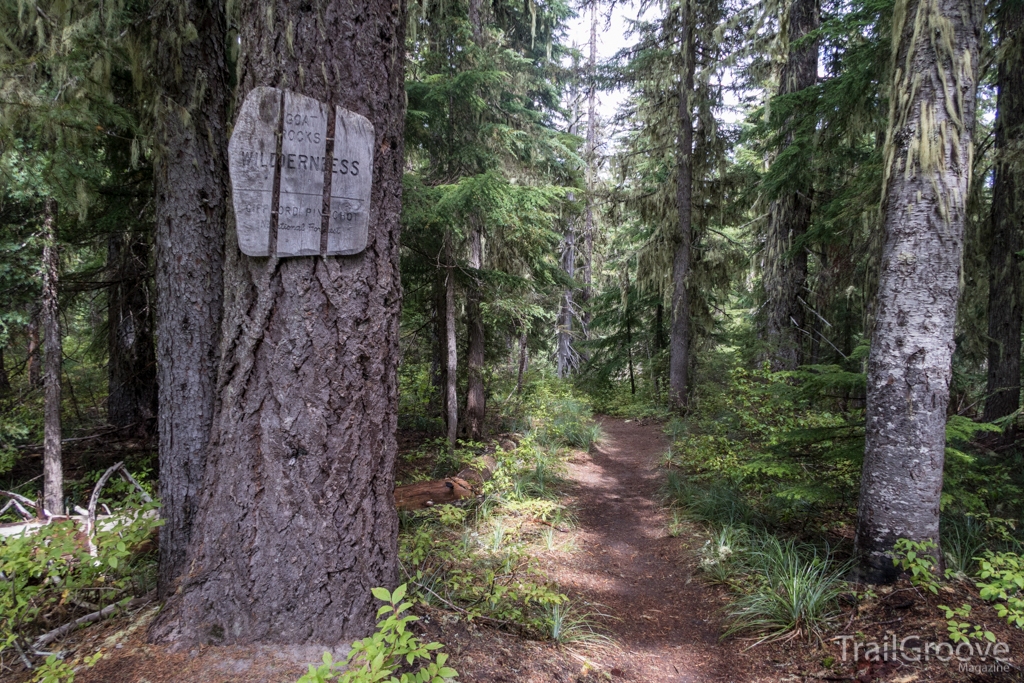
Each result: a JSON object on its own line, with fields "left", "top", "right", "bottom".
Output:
{"left": 445, "top": 231, "right": 459, "bottom": 448}
{"left": 761, "top": 0, "right": 820, "bottom": 370}
{"left": 983, "top": 0, "right": 1024, "bottom": 426}
{"left": 151, "top": 0, "right": 406, "bottom": 646}
{"left": 41, "top": 198, "right": 63, "bottom": 517}
{"left": 465, "top": 223, "right": 485, "bottom": 439}
{"left": 151, "top": 0, "right": 229, "bottom": 598}
{"left": 107, "top": 230, "right": 157, "bottom": 434}
{"left": 668, "top": 2, "right": 695, "bottom": 411}
{"left": 855, "top": 0, "right": 980, "bottom": 583}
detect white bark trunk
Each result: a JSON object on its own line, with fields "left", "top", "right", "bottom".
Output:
{"left": 855, "top": 0, "right": 981, "bottom": 582}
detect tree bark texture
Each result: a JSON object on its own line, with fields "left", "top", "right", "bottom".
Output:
{"left": 516, "top": 326, "right": 528, "bottom": 394}
{"left": 465, "top": 224, "right": 485, "bottom": 440}
{"left": 762, "top": 0, "right": 819, "bottom": 371}
{"left": 151, "top": 0, "right": 406, "bottom": 646}
{"left": 669, "top": 2, "right": 695, "bottom": 411}
{"left": 27, "top": 304, "right": 41, "bottom": 388}
{"left": 445, "top": 231, "right": 459, "bottom": 448}
{"left": 0, "top": 347, "right": 10, "bottom": 395}
{"left": 41, "top": 198, "right": 63, "bottom": 516}
{"left": 983, "top": 0, "right": 1024, "bottom": 424}
{"left": 580, "top": 2, "right": 597, "bottom": 336}
{"left": 468, "top": 0, "right": 484, "bottom": 45}
{"left": 855, "top": 0, "right": 980, "bottom": 583}
{"left": 151, "top": 0, "right": 229, "bottom": 598}
{"left": 107, "top": 230, "right": 157, "bottom": 433}
{"left": 433, "top": 266, "right": 447, "bottom": 421}
{"left": 557, "top": 207, "right": 576, "bottom": 378}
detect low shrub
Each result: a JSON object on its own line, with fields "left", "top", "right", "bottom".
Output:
{"left": 298, "top": 584, "right": 458, "bottom": 683}
{"left": 0, "top": 496, "right": 162, "bottom": 660}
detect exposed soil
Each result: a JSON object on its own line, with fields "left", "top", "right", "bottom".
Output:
{"left": 528, "top": 416, "right": 773, "bottom": 682}
{"left": 7, "top": 417, "right": 1024, "bottom": 682}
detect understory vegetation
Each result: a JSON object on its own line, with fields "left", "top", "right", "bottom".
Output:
{"left": 659, "top": 349, "right": 1024, "bottom": 648}
{"left": 0, "top": 493, "right": 160, "bottom": 675}
{"left": 0, "top": 0, "right": 1022, "bottom": 678}
{"left": 395, "top": 383, "right": 602, "bottom": 643}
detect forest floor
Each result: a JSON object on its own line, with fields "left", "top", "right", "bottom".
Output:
{"left": 6, "top": 417, "right": 1024, "bottom": 682}
{"left": 9, "top": 417, "right": 768, "bottom": 683}
{"left": 517, "top": 416, "right": 774, "bottom": 682}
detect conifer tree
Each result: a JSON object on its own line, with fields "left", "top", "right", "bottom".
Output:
{"left": 1, "top": 0, "right": 141, "bottom": 513}
{"left": 983, "top": 0, "right": 1023, "bottom": 425}
{"left": 40, "top": 198, "right": 62, "bottom": 515}
{"left": 668, "top": 0, "right": 696, "bottom": 410}
{"left": 855, "top": 0, "right": 981, "bottom": 582}
{"left": 760, "top": 0, "right": 820, "bottom": 370}
{"left": 148, "top": 0, "right": 230, "bottom": 597}
{"left": 609, "top": 0, "right": 735, "bottom": 410}
{"left": 403, "top": 0, "right": 574, "bottom": 440}
{"left": 151, "top": 0, "right": 408, "bottom": 645}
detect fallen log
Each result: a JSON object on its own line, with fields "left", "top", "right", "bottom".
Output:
{"left": 394, "top": 455, "right": 496, "bottom": 511}
{"left": 31, "top": 591, "right": 155, "bottom": 650}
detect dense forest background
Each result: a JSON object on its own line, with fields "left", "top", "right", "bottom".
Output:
{"left": 1, "top": 0, "right": 1023, "bottom": 677}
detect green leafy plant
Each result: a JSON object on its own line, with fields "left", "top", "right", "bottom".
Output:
{"left": 0, "top": 498, "right": 162, "bottom": 659}
{"left": 892, "top": 538, "right": 941, "bottom": 594}
{"left": 30, "top": 655, "right": 77, "bottom": 683}
{"left": 436, "top": 506, "right": 467, "bottom": 528}
{"left": 975, "top": 551, "right": 1024, "bottom": 628}
{"left": 297, "top": 585, "right": 457, "bottom": 683}
{"left": 27, "top": 650, "right": 102, "bottom": 683}
{"left": 937, "top": 603, "right": 996, "bottom": 644}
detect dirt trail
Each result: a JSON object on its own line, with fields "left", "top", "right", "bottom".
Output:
{"left": 45, "top": 417, "right": 774, "bottom": 683}
{"left": 538, "top": 416, "right": 770, "bottom": 682}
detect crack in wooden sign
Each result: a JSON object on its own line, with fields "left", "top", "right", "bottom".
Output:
{"left": 228, "top": 86, "right": 375, "bottom": 257}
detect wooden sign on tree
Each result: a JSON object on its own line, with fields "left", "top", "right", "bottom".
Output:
{"left": 227, "top": 86, "right": 375, "bottom": 257}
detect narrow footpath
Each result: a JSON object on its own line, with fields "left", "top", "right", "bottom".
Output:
{"left": 536, "top": 416, "right": 771, "bottom": 682}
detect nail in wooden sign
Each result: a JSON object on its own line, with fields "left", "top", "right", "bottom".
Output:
{"left": 228, "top": 86, "right": 375, "bottom": 257}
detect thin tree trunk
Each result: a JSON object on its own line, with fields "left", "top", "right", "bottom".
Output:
{"left": 433, "top": 267, "right": 447, "bottom": 422}
{"left": 580, "top": 2, "right": 597, "bottom": 336}
{"left": 41, "top": 198, "right": 62, "bottom": 517}
{"left": 445, "top": 231, "right": 459, "bottom": 448}
{"left": 983, "top": 0, "right": 1024, "bottom": 427}
{"left": 150, "top": 0, "right": 407, "bottom": 646}
{"left": 762, "top": 0, "right": 820, "bottom": 370}
{"left": 655, "top": 302, "right": 666, "bottom": 350}
{"left": 557, "top": 206, "right": 576, "bottom": 378}
{"left": 151, "top": 0, "right": 229, "bottom": 598}
{"left": 0, "top": 347, "right": 10, "bottom": 395}
{"left": 855, "top": 0, "right": 980, "bottom": 583}
{"left": 468, "top": 0, "right": 483, "bottom": 45}
{"left": 516, "top": 327, "right": 528, "bottom": 395}
{"left": 465, "top": 224, "right": 485, "bottom": 439}
{"left": 107, "top": 230, "right": 157, "bottom": 434}
{"left": 668, "top": 1, "right": 695, "bottom": 411}
{"left": 626, "top": 315, "right": 636, "bottom": 396}
{"left": 27, "top": 305, "right": 41, "bottom": 388}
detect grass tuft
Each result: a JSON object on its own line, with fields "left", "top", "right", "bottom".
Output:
{"left": 544, "top": 601, "right": 613, "bottom": 647}
{"left": 723, "top": 535, "right": 851, "bottom": 646}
